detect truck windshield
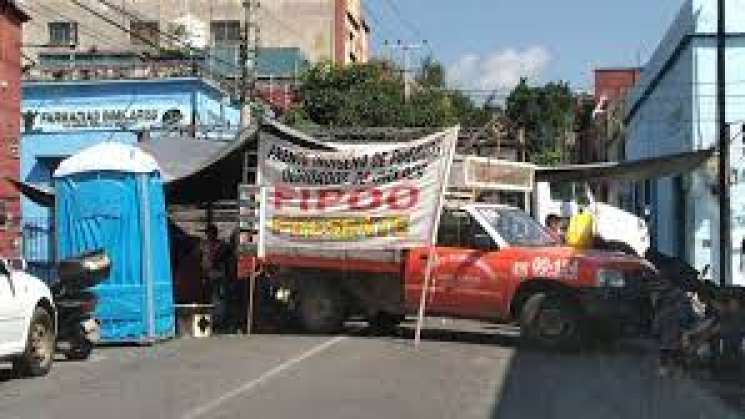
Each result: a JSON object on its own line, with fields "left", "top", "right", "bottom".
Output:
{"left": 475, "top": 207, "right": 558, "bottom": 247}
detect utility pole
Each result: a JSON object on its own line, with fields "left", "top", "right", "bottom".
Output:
{"left": 717, "top": 0, "right": 730, "bottom": 286}
{"left": 241, "top": 0, "right": 260, "bottom": 128}
{"left": 388, "top": 40, "right": 426, "bottom": 103}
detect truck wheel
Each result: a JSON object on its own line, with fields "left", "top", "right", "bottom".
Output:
{"left": 299, "top": 283, "right": 345, "bottom": 334}
{"left": 520, "top": 292, "right": 582, "bottom": 351}
{"left": 13, "top": 308, "right": 55, "bottom": 377}
{"left": 369, "top": 312, "right": 404, "bottom": 335}
{"left": 65, "top": 339, "right": 93, "bottom": 361}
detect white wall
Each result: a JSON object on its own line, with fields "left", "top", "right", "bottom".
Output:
{"left": 626, "top": 4, "right": 745, "bottom": 283}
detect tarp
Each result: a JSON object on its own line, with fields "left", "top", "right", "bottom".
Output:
{"left": 534, "top": 148, "right": 715, "bottom": 183}
{"left": 258, "top": 126, "right": 460, "bottom": 251}
{"left": 9, "top": 123, "right": 716, "bottom": 206}
{"left": 4, "top": 178, "right": 55, "bottom": 207}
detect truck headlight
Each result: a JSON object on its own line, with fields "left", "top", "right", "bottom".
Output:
{"left": 596, "top": 269, "right": 626, "bottom": 288}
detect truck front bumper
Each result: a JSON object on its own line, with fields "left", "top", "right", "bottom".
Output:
{"left": 577, "top": 288, "right": 650, "bottom": 333}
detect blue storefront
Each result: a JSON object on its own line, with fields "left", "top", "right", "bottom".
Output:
{"left": 20, "top": 77, "right": 239, "bottom": 278}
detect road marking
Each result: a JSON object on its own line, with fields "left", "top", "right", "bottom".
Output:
{"left": 181, "top": 335, "right": 347, "bottom": 419}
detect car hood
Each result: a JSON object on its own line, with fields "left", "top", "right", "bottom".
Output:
{"left": 506, "top": 246, "right": 654, "bottom": 270}
{"left": 10, "top": 270, "right": 54, "bottom": 302}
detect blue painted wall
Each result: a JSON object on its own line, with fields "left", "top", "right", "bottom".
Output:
{"left": 626, "top": 0, "right": 745, "bottom": 285}
{"left": 20, "top": 78, "right": 239, "bottom": 265}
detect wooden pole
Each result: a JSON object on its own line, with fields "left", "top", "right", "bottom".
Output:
{"left": 414, "top": 129, "right": 458, "bottom": 348}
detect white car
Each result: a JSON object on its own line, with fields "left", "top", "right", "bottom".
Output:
{"left": 0, "top": 259, "right": 56, "bottom": 377}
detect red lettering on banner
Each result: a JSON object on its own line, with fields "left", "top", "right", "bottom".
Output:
{"left": 348, "top": 189, "right": 383, "bottom": 211}
{"left": 272, "top": 186, "right": 422, "bottom": 211}
{"left": 387, "top": 186, "right": 419, "bottom": 210}
{"left": 300, "top": 189, "right": 311, "bottom": 211}
{"left": 317, "top": 189, "right": 343, "bottom": 210}
{"left": 272, "top": 186, "right": 294, "bottom": 210}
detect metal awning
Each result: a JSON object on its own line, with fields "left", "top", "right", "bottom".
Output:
{"left": 535, "top": 148, "right": 716, "bottom": 183}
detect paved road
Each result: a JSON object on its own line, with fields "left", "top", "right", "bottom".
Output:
{"left": 0, "top": 319, "right": 742, "bottom": 419}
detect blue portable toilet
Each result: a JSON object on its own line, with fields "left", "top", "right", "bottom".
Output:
{"left": 53, "top": 142, "right": 175, "bottom": 343}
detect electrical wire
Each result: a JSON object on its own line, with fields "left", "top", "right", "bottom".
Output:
{"left": 91, "top": 0, "right": 244, "bottom": 75}
{"left": 22, "top": 3, "right": 128, "bottom": 51}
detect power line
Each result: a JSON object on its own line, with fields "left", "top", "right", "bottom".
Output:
{"left": 22, "top": 3, "right": 127, "bottom": 51}
{"left": 362, "top": 3, "right": 397, "bottom": 48}
{"left": 70, "top": 0, "right": 244, "bottom": 89}
{"left": 91, "top": 0, "right": 244, "bottom": 75}
{"left": 381, "top": 0, "right": 432, "bottom": 54}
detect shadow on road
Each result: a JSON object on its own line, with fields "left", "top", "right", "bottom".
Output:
{"left": 489, "top": 345, "right": 744, "bottom": 419}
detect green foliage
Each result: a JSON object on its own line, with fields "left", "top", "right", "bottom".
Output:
{"left": 282, "top": 59, "right": 489, "bottom": 128}
{"left": 532, "top": 150, "right": 564, "bottom": 166}
{"left": 506, "top": 78, "right": 578, "bottom": 165}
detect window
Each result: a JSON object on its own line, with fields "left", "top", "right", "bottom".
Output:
{"left": 48, "top": 22, "right": 78, "bottom": 46}
{"left": 211, "top": 20, "right": 241, "bottom": 44}
{"left": 130, "top": 20, "right": 160, "bottom": 47}
{"left": 438, "top": 210, "right": 494, "bottom": 249}
{"left": 437, "top": 210, "right": 466, "bottom": 247}
{"left": 476, "top": 207, "right": 557, "bottom": 247}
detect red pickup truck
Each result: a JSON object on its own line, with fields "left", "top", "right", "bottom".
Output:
{"left": 259, "top": 204, "right": 656, "bottom": 349}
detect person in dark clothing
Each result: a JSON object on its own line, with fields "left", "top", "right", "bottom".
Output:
{"left": 201, "top": 224, "right": 230, "bottom": 331}
{"left": 651, "top": 278, "right": 697, "bottom": 376}
{"left": 718, "top": 294, "right": 745, "bottom": 369}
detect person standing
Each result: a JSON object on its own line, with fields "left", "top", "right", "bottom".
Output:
{"left": 201, "top": 224, "right": 230, "bottom": 331}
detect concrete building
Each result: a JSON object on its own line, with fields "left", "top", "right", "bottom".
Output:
{"left": 625, "top": 0, "right": 745, "bottom": 284}
{"left": 20, "top": 77, "right": 239, "bottom": 276}
{"left": 20, "top": 0, "right": 369, "bottom": 67}
{"left": 0, "top": 0, "right": 29, "bottom": 257}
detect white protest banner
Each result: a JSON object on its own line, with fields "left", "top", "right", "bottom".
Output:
{"left": 258, "top": 127, "right": 459, "bottom": 251}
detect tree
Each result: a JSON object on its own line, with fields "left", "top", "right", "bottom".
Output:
{"left": 506, "top": 78, "right": 577, "bottom": 165}
{"left": 282, "top": 59, "right": 489, "bottom": 128}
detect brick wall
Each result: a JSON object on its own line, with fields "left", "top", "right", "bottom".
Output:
{"left": 0, "top": 2, "right": 27, "bottom": 256}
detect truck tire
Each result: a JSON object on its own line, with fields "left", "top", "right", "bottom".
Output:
{"left": 13, "top": 308, "right": 55, "bottom": 377}
{"left": 65, "top": 339, "right": 93, "bottom": 361}
{"left": 369, "top": 312, "right": 404, "bottom": 335}
{"left": 299, "top": 283, "right": 345, "bottom": 334}
{"left": 520, "top": 292, "right": 582, "bottom": 351}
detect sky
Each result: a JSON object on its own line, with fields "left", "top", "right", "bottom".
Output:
{"left": 364, "top": 0, "right": 687, "bottom": 97}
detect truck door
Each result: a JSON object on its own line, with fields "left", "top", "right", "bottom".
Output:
{"left": 0, "top": 270, "right": 25, "bottom": 348}
{"left": 405, "top": 209, "right": 503, "bottom": 318}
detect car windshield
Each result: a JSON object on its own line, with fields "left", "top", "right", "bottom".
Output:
{"left": 475, "top": 207, "right": 558, "bottom": 247}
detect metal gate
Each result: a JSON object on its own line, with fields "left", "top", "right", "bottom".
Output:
{"left": 21, "top": 217, "right": 56, "bottom": 283}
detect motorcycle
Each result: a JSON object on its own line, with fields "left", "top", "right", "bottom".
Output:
{"left": 51, "top": 250, "right": 110, "bottom": 360}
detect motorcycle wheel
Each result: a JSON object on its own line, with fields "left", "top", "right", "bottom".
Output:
{"left": 65, "top": 339, "right": 93, "bottom": 361}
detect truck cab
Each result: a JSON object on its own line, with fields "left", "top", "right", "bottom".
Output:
{"left": 403, "top": 204, "right": 655, "bottom": 348}
{"left": 533, "top": 181, "right": 650, "bottom": 256}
